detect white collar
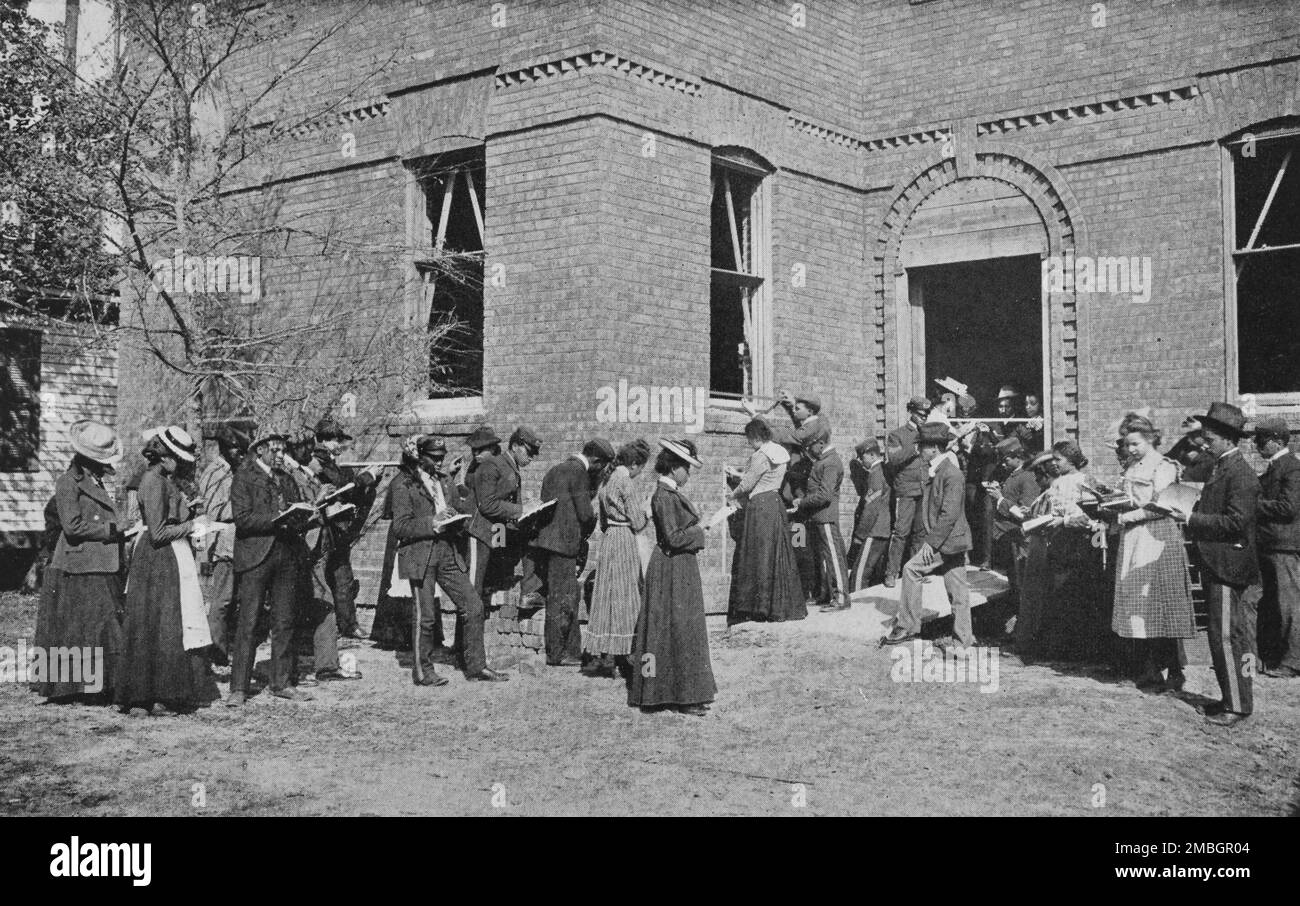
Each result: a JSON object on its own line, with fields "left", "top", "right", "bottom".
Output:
{"left": 928, "top": 450, "right": 958, "bottom": 477}
{"left": 571, "top": 452, "right": 590, "bottom": 470}
{"left": 1271, "top": 448, "right": 1290, "bottom": 462}
{"left": 1218, "top": 447, "right": 1241, "bottom": 461}
{"left": 255, "top": 457, "right": 273, "bottom": 477}
{"left": 759, "top": 441, "right": 790, "bottom": 465}
{"left": 658, "top": 476, "right": 678, "bottom": 490}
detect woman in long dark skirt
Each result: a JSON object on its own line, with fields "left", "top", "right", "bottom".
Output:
{"left": 629, "top": 439, "right": 716, "bottom": 715}
{"left": 32, "top": 420, "right": 126, "bottom": 702}
{"left": 115, "top": 427, "right": 219, "bottom": 714}
{"left": 726, "top": 419, "right": 806, "bottom": 624}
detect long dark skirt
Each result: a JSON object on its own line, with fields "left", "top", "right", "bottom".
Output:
{"left": 31, "top": 568, "right": 123, "bottom": 699}
{"left": 728, "top": 491, "right": 807, "bottom": 623}
{"left": 115, "top": 540, "right": 219, "bottom": 709}
{"left": 629, "top": 547, "right": 716, "bottom": 708}
{"left": 369, "top": 525, "right": 414, "bottom": 651}
{"left": 1020, "top": 528, "right": 1108, "bottom": 660}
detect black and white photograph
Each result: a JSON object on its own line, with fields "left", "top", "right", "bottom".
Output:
{"left": 0, "top": 0, "right": 1297, "bottom": 843}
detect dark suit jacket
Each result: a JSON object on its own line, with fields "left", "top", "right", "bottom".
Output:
{"left": 923, "top": 455, "right": 972, "bottom": 555}
{"left": 533, "top": 456, "right": 596, "bottom": 557}
{"left": 391, "top": 467, "right": 470, "bottom": 579}
{"left": 311, "top": 452, "right": 377, "bottom": 547}
{"left": 1186, "top": 449, "right": 1261, "bottom": 587}
{"left": 885, "top": 421, "right": 926, "bottom": 499}
{"left": 468, "top": 451, "right": 523, "bottom": 545}
{"left": 851, "top": 460, "right": 891, "bottom": 541}
{"left": 50, "top": 463, "right": 123, "bottom": 573}
{"left": 1257, "top": 452, "right": 1300, "bottom": 552}
{"left": 993, "top": 468, "right": 1041, "bottom": 540}
{"left": 798, "top": 448, "right": 844, "bottom": 525}
{"left": 232, "top": 459, "right": 304, "bottom": 574}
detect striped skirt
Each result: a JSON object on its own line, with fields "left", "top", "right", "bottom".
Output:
{"left": 584, "top": 524, "right": 643, "bottom": 655}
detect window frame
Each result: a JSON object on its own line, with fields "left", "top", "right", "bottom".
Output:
{"left": 709, "top": 150, "right": 773, "bottom": 406}
{"left": 1224, "top": 124, "right": 1300, "bottom": 406}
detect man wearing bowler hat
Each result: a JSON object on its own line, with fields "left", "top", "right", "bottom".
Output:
{"left": 228, "top": 428, "right": 313, "bottom": 705}
{"left": 1253, "top": 416, "right": 1300, "bottom": 678}
{"left": 1170, "top": 402, "right": 1263, "bottom": 725}
{"left": 883, "top": 396, "right": 933, "bottom": 587}
{"left": 883, "top": 422, "right": 973, "bottom": 648}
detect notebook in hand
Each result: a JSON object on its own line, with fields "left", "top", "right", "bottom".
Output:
{"left": 274, "top": 502, "right": 317, "bottom": 525}
{"left": 518, "top": 499, "right": 557, "bottom": 522}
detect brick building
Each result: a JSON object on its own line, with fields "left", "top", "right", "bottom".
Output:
{"left": 114, "top": 0, "right": 1300, "bottom": 616}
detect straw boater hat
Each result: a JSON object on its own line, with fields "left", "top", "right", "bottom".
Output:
{"left": 660, "top": 438, "right": 703, "bottom": 468}
{"left": 157, "top": 425, "right": 198, "bottom": 462}
{"left": 1028, "top": 450, "right": 1055, "bottom": 470}
{"left": 1197, "top": 402, "right": 1250, "bottom": 439}
{"left": 997, "top": 385, "right": 1021, "bottom": 401}
{"left": 69, "top": 419, "right": 123, "bottom": 465}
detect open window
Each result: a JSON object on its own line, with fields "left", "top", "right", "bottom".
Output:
{"left": 411, "top": 148, "right": 485, "bottom": 401}
{"left": 1227, "top": 124, "right": 1300, "bottom": 399}
{"left": 0, "top": 327, "right": 41, "bottom": 472}
{"left": 710, "top": 150, "right": 771, "bottom": 401}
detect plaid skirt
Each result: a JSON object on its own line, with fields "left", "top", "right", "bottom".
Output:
{"left": 1112, "top": 516, "right": 1196, "bottom": 639}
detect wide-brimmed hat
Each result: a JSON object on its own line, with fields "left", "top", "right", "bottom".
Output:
{"left": 917, "top": 423, "right": 951, "bottom": 446}
{"left": 1198, "top": 402, "right": 1249, "bottom": 439}
{"left": 466, "top": 426, "right": 502, "bottom": 451}
{"left": 157, "top": 425, "right": 198, "bottom": 462}
{"left": 997, "top": 385, "right": 1021, "bottom": 400}
{"left": 1253, "top": 416, "right": 1293, "bottom": 440}
{"left": 314, "top": 416, "right": 352, "bottom": 442}
{"left": 69, "top": 419, "right": 122, "bottom": 465}
{"left": 995, "top": 435, "right": 1026, "bottom": 460}
{"left": 660, "top": 438, "right": 703, "bottom": 468}
{"left": 935, "top": 376, "right": 968, "bottom": 396}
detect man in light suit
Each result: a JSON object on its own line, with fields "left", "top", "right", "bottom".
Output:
{"left": 884, "top": 422, "right": 973, "bottom": 649}
{"left": 1173, "top": 403, "right": 1263, "bottom": 726}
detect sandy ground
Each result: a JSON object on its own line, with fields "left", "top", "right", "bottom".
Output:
{"left": 1, "top": 586, "right": 1297, "bottom": 817}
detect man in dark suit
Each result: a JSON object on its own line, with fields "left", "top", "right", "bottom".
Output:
{"left": 393, "top": 435, "right": 507, "bottom": 685}
{"left": 532, "top": 438, "right": 613, "bottom": 666}
{"left": 884, "top": 422, "right": 973, "bottom": 648}
{"left": 1173, "top": 403, "right": 1263, "bottom": 725}
{"left": 883, "top": 396, "right": 932, "bottom": 587}
{"left": 1253, "top": 416, "right": 1300, "bottom": 678}
{"left": 795, "top": 429, "right": 850, "bottom": 612}
{"left": 465, "top": 426, "right": 541, "bottom": 601}
{"left": 228, "top": 430, "right": 312, "bottom": 705}
{"left": 848, "top": 438, "right": 891, "bottom": 592}
{"left": 310, "top": 416, "right": 379, "bottom": 640}
{"left": 986, "top": 437, "right": 1038, "bottom": 604}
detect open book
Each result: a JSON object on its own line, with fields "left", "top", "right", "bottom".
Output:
{"left": 517, "top": 498, "right": 557, "bottom": 523}
{"left": 1144, "top": 482, "right": 1200, "bottom": 519}
{"left": 274, "top": 502, "right": 318, "bottom": 526}
{"left": 706, "top": 504, "right": 739, "bottom": 530}
{"left": 433, "top": 512, "right": 471, "bottom": 531}
{"left": 318, "top": 482, "right": 355, "bottom": 507}
{"left": 1021, "top": 514, "right": 1057, "bottom": 533}
{"left": 323, "top": 502, "right": 355, "bottom": 521}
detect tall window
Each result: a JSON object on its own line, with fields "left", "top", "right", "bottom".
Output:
{"left": 710, "top": 152, "right": 770, "bottom": 399}
{"left": 0, "top": 328, "right": 41, "bottom": 472}
{"left": 1230, "top": 127, "right": 1300, "bottom": 396}
{"left": 412, "top": 148, "right": 485, "bottom": 399}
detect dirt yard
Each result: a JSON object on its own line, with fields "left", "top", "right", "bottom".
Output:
{"left": 1, "top": 589, "right": 1296, "bottom": 816}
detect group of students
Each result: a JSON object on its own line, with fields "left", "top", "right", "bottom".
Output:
{"left": 874, "top": 395, "right": 1298, "bottom": 727}
{"left": 30, "top": 418, "right": 720, "bottom": 716}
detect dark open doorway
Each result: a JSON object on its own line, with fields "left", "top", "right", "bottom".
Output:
{"left": 909, "top": 255, "right": 1044, "bottom": 420}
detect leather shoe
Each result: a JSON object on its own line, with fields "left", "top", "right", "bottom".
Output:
{"left": 271, "top": 686, "right": 314, "bottom": 702}
{"left": 883, "top": 574, "right": 897, "bottom": 588}
{"left": 1263, "top": 665, "right": 1300, "bottom": 678}
{"left": 224, "top": 691, "right": 246, "bottom": 707}
{"left": 414, "top": 673, "right": 449, "bottom": 687}
{"left": 317, "top": 668, "right": 362, "bottom": 681}
{"left": 879, "top": 629, "right": 918, "bottom": 647}
{"left": 465, "top": 667, "right": 509, "bottom": 682}
{"left": 548, "top": 657, "right": 583, "bottom": 667}
{"left": 1204, "top": 710, "right": 1251, "bottom": 727}
{"left": 820, "top": 600, "right": 851, "bottom": 613}
{"left": 678, "top": 704, "right": 709, "bottom": 716}
{"left": 1201, "top": 701, "right": 1226, "bottom": 716}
